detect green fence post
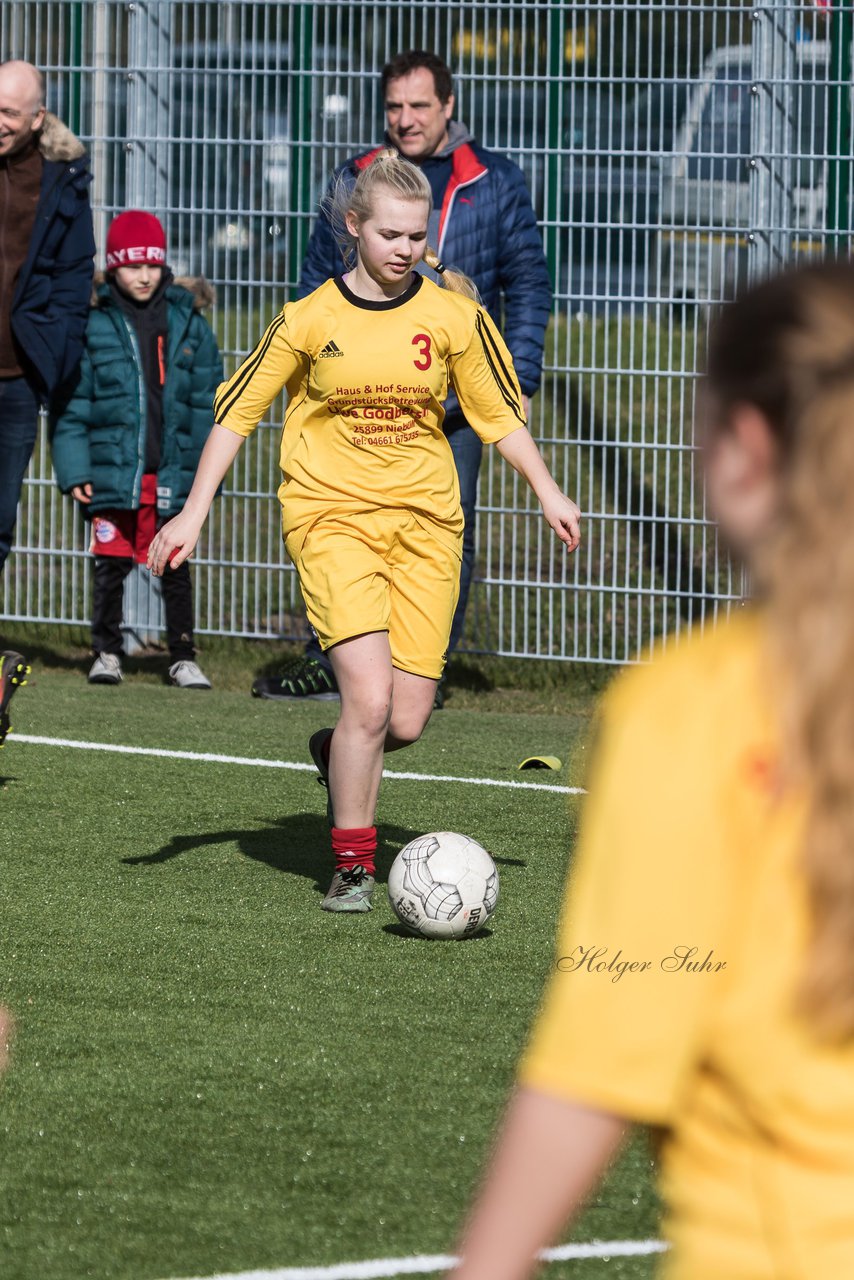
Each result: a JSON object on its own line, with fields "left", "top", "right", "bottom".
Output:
{"left": 288, "top": 3, "right": 315, "bottom": 293}
{"left": 544, "top": 0, "right": 566, "bottom": 286}
{"left": 67, "top": 1, "right": 83, "bottom": 137}
{"left": 827, "top": 0, "right": 853, "bottom": 257}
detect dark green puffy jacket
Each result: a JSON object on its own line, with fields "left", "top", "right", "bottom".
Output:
{"left": 50, "top": 278, "right": 223, "bottom": 517}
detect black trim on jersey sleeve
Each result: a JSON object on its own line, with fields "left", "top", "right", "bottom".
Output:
{"left": 214, "top": 312, "right": 288, "bottom": 422}
{"left": 333, "top": 273, "right": 423, "bottom": 311}
{"left": 475, "top": 311, "right": 526, "bottom": 424}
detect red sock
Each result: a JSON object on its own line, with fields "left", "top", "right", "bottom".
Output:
{"left": 331, "top": 826, "right": 377, "bottom": 876}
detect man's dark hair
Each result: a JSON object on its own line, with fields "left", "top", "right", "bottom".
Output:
{"left": 381, "top": 51, "right": 454, "bottom": 106}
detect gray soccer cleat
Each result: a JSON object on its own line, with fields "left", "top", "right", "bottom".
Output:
{"left": 321, "top": 864, "right": 375, "bottom": 913}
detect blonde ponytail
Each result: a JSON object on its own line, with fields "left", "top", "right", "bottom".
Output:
{"left": 423, "top": 245, "right": 480, "bottom": 302}
{"left": 761, "top": 368, "right": 854, "bottom": 1040}
{"left": 706, "top": 262, "right": 854, "bottom": 1041}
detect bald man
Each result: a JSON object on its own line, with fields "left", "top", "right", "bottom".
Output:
{"left": 0, "top": 59, "right": 94, "bottom": 578}
{"left": 0, "top": 60, "right": 94, "bottom": 746}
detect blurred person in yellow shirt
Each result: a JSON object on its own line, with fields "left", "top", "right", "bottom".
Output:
{"left": 451, "top": 261, "right": 854, "bottom": 1280}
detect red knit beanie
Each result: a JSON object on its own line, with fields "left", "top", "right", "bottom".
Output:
{"left": 105, "top": 211, "right": 167, "bottom": 271}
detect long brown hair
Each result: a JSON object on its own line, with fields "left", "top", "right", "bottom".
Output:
{"left": 325, "top": 149, "right": 480, "bottom": 301}
{"left": 706, "top": 261, "right": 854, "bottom": 1040}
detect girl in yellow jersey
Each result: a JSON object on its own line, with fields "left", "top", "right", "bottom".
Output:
{"left": 148, "top": 151, "right": 581, "bottom": 913}
{"left": 449, "top": 262, "right": 854, "bottom": 1280}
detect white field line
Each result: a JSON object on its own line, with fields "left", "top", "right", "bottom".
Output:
{"left": 166, "top": 1238, "right": 667, "bottom": 1280}
{"left": 12, "top": 734, "right": 585, "bottom": 795}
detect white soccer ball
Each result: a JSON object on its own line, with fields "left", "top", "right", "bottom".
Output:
{"left": 387, "top": 831, "right": 499, "bottom": 939}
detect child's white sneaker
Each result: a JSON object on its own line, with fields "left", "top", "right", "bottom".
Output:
{"left": 88, "top": 653, "right": 123, "bottom": 684}
{"left": 169, "top": 660, "right": 212, "bottom": 690}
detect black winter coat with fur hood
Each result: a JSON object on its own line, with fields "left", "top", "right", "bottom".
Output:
{"left": 11, "top": 112, "right": 95, "bottom": 404}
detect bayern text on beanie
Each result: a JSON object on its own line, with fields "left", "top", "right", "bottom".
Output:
{"left": 106, "top": 210, "right": 167, "bottom": 271}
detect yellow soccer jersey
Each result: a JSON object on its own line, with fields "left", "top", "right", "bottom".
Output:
{"left": 519, "top": 612, "right": 854, "bottom": 1279}
{"left": 213, "top": 274, "right": 526, "bottom": 542}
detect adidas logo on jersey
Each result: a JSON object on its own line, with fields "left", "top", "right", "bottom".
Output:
{"left": 319, "top": 340, "right": 344, "bottom": 358}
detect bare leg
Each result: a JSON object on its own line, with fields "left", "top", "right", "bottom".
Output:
{"left": 327, "top": 632, "right": 438, "bottom": 828}
{"left": 326, "top": 632, "right": 393, "bottom": 830}
{"left": 386, "top": 666, "right": 437, "bottom": 752}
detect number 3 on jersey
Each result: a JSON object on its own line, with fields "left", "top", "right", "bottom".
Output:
{"left": 412, "top": 333, "right": 432, "bottom": 370}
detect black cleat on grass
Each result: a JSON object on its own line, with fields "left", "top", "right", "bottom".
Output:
{"left": 0, "top": 651, "right": 31, "bottom": 748}
{"left": 308, "top": 727, "right": 335, "bottom": 827}
{"left": 251, "top": 655, "right": 339, "bottom": 701}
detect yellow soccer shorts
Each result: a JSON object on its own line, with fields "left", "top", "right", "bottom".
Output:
{"left": 285, "top": 510, "right": 461, "bottom": 680}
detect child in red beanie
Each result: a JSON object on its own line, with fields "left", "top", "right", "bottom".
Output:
{"left": 51, "top": 210, "right": 222, "bottom": 687}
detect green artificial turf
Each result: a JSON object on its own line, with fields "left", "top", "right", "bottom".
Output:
{"left": 1, "top": 657, "right": 659, "bottom": 1280}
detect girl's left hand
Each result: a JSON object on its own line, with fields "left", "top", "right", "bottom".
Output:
{"left": 542, "top": 493, "right": 582, "bottom": 552}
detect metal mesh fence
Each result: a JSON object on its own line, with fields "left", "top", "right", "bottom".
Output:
{"left": 0, "top": 1, "right": 846, "bottom": 662}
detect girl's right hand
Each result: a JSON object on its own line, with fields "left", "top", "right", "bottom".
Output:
{"left": 71, "top": 483, "right": 93, "bottom": 505}
{"left": 147, "top": 510, "right": 203, "bottom": 576}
